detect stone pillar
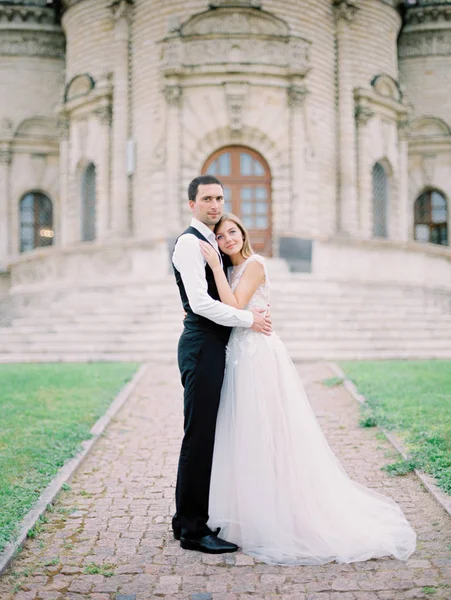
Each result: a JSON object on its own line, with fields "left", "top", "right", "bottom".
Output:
{"left": 93, "top": 105, "right": 112, "bottom": 240}
{"left": 397, "top": 120, "right": 410, "bottom": 243}
{"left": 334, "top": 0, "right": 359, "bottom": 236}
{"left": 109, "top": 0, "right": 132, "bottom": 237}
{"left": 164, "top": 84, "right": 182, "bottom": 235}
{"left": 0, "top": 145, "right": 12, "bottom": 262}
{"left": 58, "top": 116, "right": 71, "bottom": 246}
{"left": 355, "top": 104, "right": 374, "bottom": 239}
{"left": 288, "top": 84, "right": 309, "bottom": 234}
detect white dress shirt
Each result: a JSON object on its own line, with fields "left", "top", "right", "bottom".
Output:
{"left": 172, "top": 218, "right": 253, "bottom": 328}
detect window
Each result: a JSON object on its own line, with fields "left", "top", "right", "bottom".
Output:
{"left": 81, "top": 163, "right": 96, "bottom": 242}
{"left": 372, "top": 162, "right": 389, "bottom": 238}
{"left": 414, "top": 190, "right": 448, "bottom": 246}
{"left": 20, "top": 192, "right": 54, "bottom": 253}
{"left": 203, "top": 146, "right": 272, "bottom": 254}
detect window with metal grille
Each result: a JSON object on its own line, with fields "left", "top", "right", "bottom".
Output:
{"left": 81, "top": 163, "right": 96, "bottom": 242}
{"left": 19, "top": 192, "right": 54, "bottom": 253}
{"left": 414, "top": 190, "right": 448, "bottom": 246}
{"left": 202, "top": 146, "right": 272, "bottom": 255}
{"left": 372, "top": 162, "right": 389, "bottom": 238}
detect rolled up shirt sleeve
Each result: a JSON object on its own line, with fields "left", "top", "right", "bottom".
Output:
{"left": 173, "top": 234, "right": 253, "bottom": 328}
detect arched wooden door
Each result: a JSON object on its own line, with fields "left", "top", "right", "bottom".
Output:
{"left": 202, "top": 146, "right": 272, "bottom": 255}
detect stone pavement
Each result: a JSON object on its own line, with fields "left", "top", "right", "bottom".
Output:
{"left": 1, "top": 362, "right": 450, "bottom": 600}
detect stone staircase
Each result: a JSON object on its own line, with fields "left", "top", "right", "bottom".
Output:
{"left": 1, "top": 264, "right": 451, "bottom": 362}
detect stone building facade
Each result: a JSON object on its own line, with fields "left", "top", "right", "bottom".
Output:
{"left": 0, "top": 0, "right": 451, "bottom": 300}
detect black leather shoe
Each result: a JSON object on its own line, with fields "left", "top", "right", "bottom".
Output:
{"left": 180, "top": 533, "right": 238, "bottom": 554}
{"left": 173, "top": 528, "right": 181, "bottom": 541}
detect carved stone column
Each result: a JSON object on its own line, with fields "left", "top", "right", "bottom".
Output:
{"left": 0, "top": 145, "right": 12, "bottom": 262}
{"left": 165, "top": 84, "right": 182, "bottom": 234}
{"left": 109, "top": 0, "right": 133, "bottom": 237}
{"left": 93, "top": 104, "right": 112, "bottom": 240}
{"left": 397, "top": 120, "right": 410, "bottom": 243}
{"left": 58, "top": 116, "right": 71, "bottom": 246}
{"left": 355, "top": 103, "right": 374, "bottom": 239}
{"left": 334, "top": 0, "right": 359, "bottom": 236}
{"left": 288, "top": 84, "right": 309, "bottom": 234}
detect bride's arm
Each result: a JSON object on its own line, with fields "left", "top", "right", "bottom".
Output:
{"left": 199, "top": 241, "right": 264, "bottom": 310}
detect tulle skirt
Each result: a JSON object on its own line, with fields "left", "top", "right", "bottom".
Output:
{"left": 207, "top": 329, "right": 416, "bottom": 565}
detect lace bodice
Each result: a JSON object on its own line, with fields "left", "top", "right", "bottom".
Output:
{"left": 228, "top": 254, "right": 270, "bottom": 310}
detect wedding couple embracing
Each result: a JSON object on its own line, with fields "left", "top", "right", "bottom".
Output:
{"left": 171, "top": 174, "right": 416, "bottom": 566}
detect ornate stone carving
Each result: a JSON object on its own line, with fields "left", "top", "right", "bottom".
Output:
{"left": 93, "top": 105, "right": 112, "bottom": 126}
{"left": 410, "top": 116, "right": 451, "bottom": 137}
{"left": 355, "top": 105, "right": 375, "bottom": 126}
{"left": 333, "top": 0, "right": 359, "bottom": 22}
{"left": 110, "top": 0, "right": 133, "bottom": 22}
{"left": 182, "top": 7, "right": 289, "bottom": 37}
{"left": 224, "top": 83, "right": 248, "bottom": 131}
{"left": 0, "top": 30, "right": 65, "bottom": 59}
{"left": 287, "top": 84, "right": 309, "bottom": 108}
{"left": 164, "top": 85, "right": 182, "bottom": 107}
{"left": 399, "top": 30, "right": 451, "bottom": 58}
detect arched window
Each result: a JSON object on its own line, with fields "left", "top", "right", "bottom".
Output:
{"left": 19, "top": 192, "right": 54, "bottom": 253}
{"left": 372, "top": 162, "right": 389, "bottom": 238}
{"left": 414, "top": 190, "right": 448, "bottom": 246}
{"left": 81, "top": 162, "right": 96, "bottom": 242}
{"left": 202, "top": 146, "right": 272, "bottom": 254}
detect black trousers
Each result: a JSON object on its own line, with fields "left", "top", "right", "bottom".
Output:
{"left": 173, "top": 326, "right": 229, "bottom": 538}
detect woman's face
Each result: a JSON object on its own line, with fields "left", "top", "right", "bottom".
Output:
{"left": 216, "top": 220, "right": 244, "bottom": 256}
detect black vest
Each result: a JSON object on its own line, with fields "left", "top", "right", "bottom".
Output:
{"left": 173, "top": 226, "right": 232, "bottom": 341}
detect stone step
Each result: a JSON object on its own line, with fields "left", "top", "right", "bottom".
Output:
{"left": 1, "top": 336, "right": 451, "bottom": 354}
{"left": 3, "top": 318, "right": 451, "bottom": 335}
{"left": 0, "top": 347, "right": 450, "bottom": 363}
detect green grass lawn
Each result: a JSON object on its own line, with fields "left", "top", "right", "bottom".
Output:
{"left": 0, "top": 363, "right": 139, "bottom": 553}
{"left": 339, "top": 360, "right": 451, "bottom": 495}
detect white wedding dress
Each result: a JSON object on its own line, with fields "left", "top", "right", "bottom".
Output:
{"left": 208, "top": 254, "right": 416, "bottom": 566}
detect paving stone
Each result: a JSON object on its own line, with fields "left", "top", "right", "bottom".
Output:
{"left": 0, "top": 363, "right": 450, "bottom": 600}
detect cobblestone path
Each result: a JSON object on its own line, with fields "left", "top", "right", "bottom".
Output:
{"left": 0, "top": 362, "right": 450, "bottom": 600}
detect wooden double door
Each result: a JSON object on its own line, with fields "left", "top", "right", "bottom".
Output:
{"left": 203, "top": 146, "right": 272, "bottom": 255}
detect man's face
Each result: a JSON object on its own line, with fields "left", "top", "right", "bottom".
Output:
{"left": 189, "top": 183, "right": 224, "bottom": 229}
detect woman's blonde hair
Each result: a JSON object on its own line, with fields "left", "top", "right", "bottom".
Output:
{"left": 214, "top": 213, "right": 254, "bottom": 259}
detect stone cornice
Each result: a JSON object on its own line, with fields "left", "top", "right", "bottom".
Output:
{"left": 0, "top": 3, "right": 58, "bottom": 26}
{"left": 399, "top": 28, "right": 451, "bottom": 57}
{"left": 404, "top": 3, "right": 451, "bottom": 25}
{"left": 0, "top": 28, "right": 65, "bottom": 58}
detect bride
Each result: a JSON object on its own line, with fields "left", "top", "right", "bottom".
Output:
{"left": 199, "top": 213, "right": 416, "bottom": 566}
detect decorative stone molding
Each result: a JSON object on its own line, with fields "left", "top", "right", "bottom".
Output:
{"left": 355, "top": 105, "right": 375, "bottom": 126}
{"left": 92, "top": 105, "right": 112, "bottom": 126}
{"left": 333, "top": 0, "right": 359, "bottom": 22}
{"left": 61, "top": 77, "right": 113, "bottom": 123}
{"left": 64, "top": 74, "right": 95, "bottom": 103}
{"left": 0, "top": 3, "right": 57, "bottom": 26}
{"left": 410, "top": 116, "right": 451, "bottom": 138}
{"left": 354, "top": 86, "right": 409, "bottom": 123}
{"left": 209, "top": 0, "right": 263, "bottom": 7}
{"left": 110, "top": 0, "right": 133, "bottom": 23}
{"left": 399, "top": 30, "right": 451, "bottom": 58}
{"left": 164, "top": 85, "right": 182, "bottom": 107}
{"left": 161, "top": 6, "right": 310, "bottom": 80}
{"left": 57, "top": 117, "right": 70, "bottom": 140}
{"left": 224, "top": 83, "right": 248, "bottom": 131}
{"left": 0, "top": 30, "right": 65, "bottom": 59}
{"left": 404, "top": 4, "right": 451, "bottom": 26}
{"left": 0, "top": 148, "right": 12, "bottom": 166}
{"left": 287, "top": 84, "right": 309, "bottom": 108}
{"left": 371, "top": 74, "right": 402, "bottom": 103}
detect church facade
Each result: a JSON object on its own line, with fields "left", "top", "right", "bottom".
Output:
{"left": 0, "top": 0, "right": 450, "bottom": 302}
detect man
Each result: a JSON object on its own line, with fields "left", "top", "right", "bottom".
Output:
{"left": 172, "top": 174, "right": 272, "bottom": 554}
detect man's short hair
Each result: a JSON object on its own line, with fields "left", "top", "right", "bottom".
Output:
{"left": 188, "top": 175, "right": 224, "bottom": 201}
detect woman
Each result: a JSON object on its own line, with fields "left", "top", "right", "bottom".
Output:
{"left": 199, "top": 213, "right": 416, "bottom": 566}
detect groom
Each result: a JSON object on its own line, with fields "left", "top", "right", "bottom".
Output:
{"left": 172, "top": 174, "right": 272, "bottom": 553}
